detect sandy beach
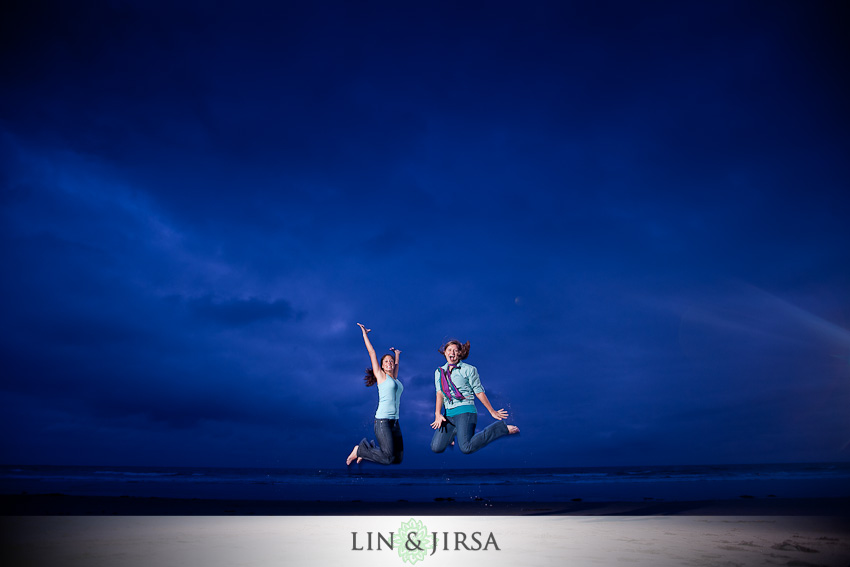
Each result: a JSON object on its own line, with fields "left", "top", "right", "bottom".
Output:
{"left": 2, "top": 513, "right": 849, "bottom": 567}
{"left": 3, "top": 495, "right": 849, "bottom": 566}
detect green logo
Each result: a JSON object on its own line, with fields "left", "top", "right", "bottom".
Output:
{"left": 394, "top": 518, "right": 433, "bottom": 564}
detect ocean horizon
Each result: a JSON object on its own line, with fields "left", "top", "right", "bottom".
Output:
{"left": 3, "top": 462, "right": 849, "bottom": 504}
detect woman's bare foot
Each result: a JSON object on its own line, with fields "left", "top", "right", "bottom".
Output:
{"left": 346, "top": 445, "right": 359, "bottom": 465}
{"left": 507, "top": 425, "right": 520, "bottom": 434}
{"left": 357, "top": 457, "right": 363, "bottom": 464}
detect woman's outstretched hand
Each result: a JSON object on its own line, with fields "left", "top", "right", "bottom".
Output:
{"left": 430, "top": 414, "right": 446, "bottom": 429}
{"left": 356, "top": 323, "right": 371, "bottom": 334}
{"left": 489, "top": 408, "right": 509, "bottom": 421}
{"left": 389, "top": 347, "right": 401, "bottom": 354}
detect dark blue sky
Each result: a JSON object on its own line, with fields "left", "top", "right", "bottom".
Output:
{"left": 1, "top": 0, "right": 848, "bottom": 470}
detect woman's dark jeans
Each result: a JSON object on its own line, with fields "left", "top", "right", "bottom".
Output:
{"left": 357, "top": 418, "right": 403, "bottom": 465}
{"left": 430, "top": 412, "right": 509, "bottom": 454}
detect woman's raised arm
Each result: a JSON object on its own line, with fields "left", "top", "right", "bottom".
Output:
{"left": 389, "top": 347, "right": 401, "bottom": 378}
{"left": 357, "top": 323, "right": 385, "bottom": 383}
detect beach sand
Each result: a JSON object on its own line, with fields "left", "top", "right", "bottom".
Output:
{"left": 2, "top": 513, "right": 849, "bottom": 566}
{"left": 2, "top": 495, "right": 849, "bottom": 566}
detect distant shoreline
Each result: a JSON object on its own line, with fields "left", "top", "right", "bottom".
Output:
{"left": 4, "top": 493, "right": 850, "bottom": 516}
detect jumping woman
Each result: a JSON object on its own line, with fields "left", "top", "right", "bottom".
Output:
{"left": 346, "top": 323, "right": 404, "bottom": 465}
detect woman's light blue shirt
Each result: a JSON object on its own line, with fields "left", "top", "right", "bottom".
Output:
{"left": 375, "top": 375, "right": 403, "bottom": 419}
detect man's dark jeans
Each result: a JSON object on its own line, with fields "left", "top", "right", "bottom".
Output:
{"left": 430, "top": 411, "right": 509, "bottom": 454}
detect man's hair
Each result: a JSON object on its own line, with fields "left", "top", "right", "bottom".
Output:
{"left": 438, "top": 339, "right": 470, "bottom": 360}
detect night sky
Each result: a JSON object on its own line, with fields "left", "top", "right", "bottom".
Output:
{"left": 2, "top": 0, "right": 849, "bottom": 471}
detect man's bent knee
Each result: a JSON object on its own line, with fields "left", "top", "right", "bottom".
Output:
{"left": 458, "top": 443, "right": 475, "bottom": 454}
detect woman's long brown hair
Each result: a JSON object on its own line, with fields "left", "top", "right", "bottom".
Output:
{"left": 363, "top": 354, "right": 394, "bottom": 386}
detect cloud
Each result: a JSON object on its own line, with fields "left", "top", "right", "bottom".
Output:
{"left": 188, "top": 296, "right": 301, "bottom": 326}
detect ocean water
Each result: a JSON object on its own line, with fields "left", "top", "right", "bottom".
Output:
{"left": 1, "top": 463, "right": 849, "bottom": 503}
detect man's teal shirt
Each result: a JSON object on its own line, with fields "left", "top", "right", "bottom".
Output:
{"left": 435, "top": 360, "right": 484, "bottom": 415}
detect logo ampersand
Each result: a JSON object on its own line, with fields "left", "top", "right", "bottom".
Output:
{"left": 405, "top": 531, "right": 424, "bottom": 551}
